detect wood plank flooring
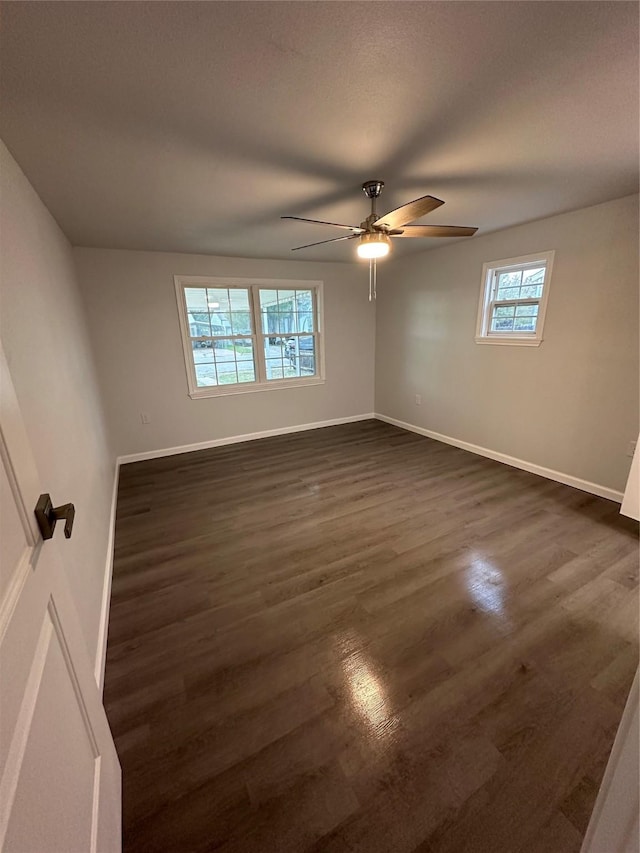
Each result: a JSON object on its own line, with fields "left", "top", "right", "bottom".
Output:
{"left": 103, "top": 420, "right": 639, "bottom": 853}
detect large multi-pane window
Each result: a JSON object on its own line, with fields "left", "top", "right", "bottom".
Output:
{"left": 475, "top": 251, "right": 554, "bottom": 346}
{"left": 174, "top": 277, "right": 323, "bottom": 397}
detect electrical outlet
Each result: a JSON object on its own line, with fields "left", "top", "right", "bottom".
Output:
{"left": 627, "top": 440, "right": 637, "bottom": 457}
{"left": 415, "top": 395, "right": 422, "bottom": 405}
{"left": 140, "top": 412, "right": 150, "bottom": 425}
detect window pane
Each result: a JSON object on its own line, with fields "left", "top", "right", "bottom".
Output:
{"left": 229, "top": 312, "right": 252, "bottom": 335}
{"left": 522, "top": 267, "right": 544, "bottom": 286}
{"left": 521, "top": 284, "right": 543, "bottom": 299}
{"left": 295, "top": 311, "right": 315, "bottom": 333}
{"left": 233, "top": 340, "right": 254, "bottom": 362}
{"left": 263, "top": 337, "right": 286, "bottom": 360}
{"left": 284, "top": 336, "right": 316, "bottom": 376}
{"left": 192, "top": 338, "right": 256, "bottom": 387}
{"left": 213, "top": 340, "right": 241, "bottom": 386}
{"left": 515, "top": 303, "right": 539, "bottom": 317}
{"left": 185, "top": 288, "right": 208, "bottom": 312}
{"left": 228, "top": 288, "right": 250, "bottom": 312}
{"left": 479, "top": 256, "right": 551, "bottom": 343}
{"left": 494, "top": 305, "right": 515, "bottom": 318}
{"left": 276, "top": 290, "right": 296, "bottom": 308}
{"left": 295, "top": 290, "right": 313, "bottom": 312}
{"left": 210, "top": 312, "right": 231, "bottom": 337}
{"left": 195, "top": 363, "right": 218, "bottom": 387}
{"left": 184, "top": 283, "right": 319, "bottom": 391}
{"left": 259, "top": 290, "right": 279, "bottom": 308}
{"left": 514, "top": 317, "right": 537, "bottom": 332}
{"left": 495, "top": 287, "right": 520, "bottom": 302}
{"left": 490, "top": 317, "right": 515, "bottom": 332}
{"left": 259, "top": 290, "right": 280, "bottom": 334}
{"left": 497, "top": 271, "right": 522, "bottom": 290}
{"left": 192, "top": 340, "right": 214, "bottom": 364}
{"left": 188, "top": 312, "right": 211, "bottom": 337}
{"left": 277, "top": 312, "right": 294, "bottom": 336}
{"left": 213, "top": 339, "right": 235, "bottom": 363}
{"left": 218, "top": 367, "right": 239, "bottom": 385}
{"left": 259, "top": 288, "right": 317, "bottom": 335}
{"left": 207, "top": 288, "right": 231, "bottom": 313}
{"left": 265, "top": 358, "right": 285, "bottom": 380}
{"left": 278, "top": 292, "right": 297, "bottom": 334}
{"left": 299, "top": 336, "right": 316, "bottom": 375}
{"left": 262, "top": 312, "right": 280, "bottom": 336}
{"left": 283, "top": 337, "right": 298, "bottom": 377}
{"left": 237, "top": 364, "right": 255, "bottom": 383}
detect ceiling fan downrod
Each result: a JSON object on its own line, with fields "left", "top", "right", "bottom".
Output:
{"left": 361, "top": 180, "right": 384, "bottom": 226}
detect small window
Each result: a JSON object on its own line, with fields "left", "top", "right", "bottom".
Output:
{"left": 174, "top": 276, "right": 324, "bottom": 398}
{"left": 475, "top": 251, "right": 554, "bottom": 346}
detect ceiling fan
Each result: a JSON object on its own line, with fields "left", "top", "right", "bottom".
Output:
{"left": 282, "top": 180, "right": 478, "bottom": 260}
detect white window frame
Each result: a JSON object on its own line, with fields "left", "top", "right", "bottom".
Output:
{"left": 174, "top": 275, "right": 325, "bottom": 398}
{"left": 475, "top": 250, "right": 555, "bottom": 347}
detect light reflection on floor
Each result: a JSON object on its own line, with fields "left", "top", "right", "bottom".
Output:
{"left": 339, "top": 644, "right": 401, "bottom": 741}
{"left": 465, "top": 553, "right": 513, "bottom": 631}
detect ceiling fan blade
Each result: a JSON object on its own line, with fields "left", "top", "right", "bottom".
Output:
{"left": 374, "top": 195, "right": 444, "bottom": 229}
{"left": 282, "top": 216, "right": 362, "bottom": 232}
{"left": 396, "top": 225, "right": 478, "bottom": 238}
{"left": 291, "top": 234, "right": 358, "bottom": 251}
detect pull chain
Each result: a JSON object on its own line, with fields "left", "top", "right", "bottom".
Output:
{"left": 368, "top": 259, "right": 378, "bottom": 302}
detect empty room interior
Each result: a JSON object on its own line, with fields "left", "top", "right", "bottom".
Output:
{"left": 1, "top": 2, "right": 639, "bottom": 852}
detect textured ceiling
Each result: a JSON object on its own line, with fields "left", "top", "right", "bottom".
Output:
{"left": 1, "top": 1, "right": 638, "bottom": 262}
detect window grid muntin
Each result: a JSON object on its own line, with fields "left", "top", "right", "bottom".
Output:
{"left": 263, "top": 331, "right": 318, "bottom": 381}
{"left": 485, "top": 263, "right": 547, "bottom": 337}
{"left": 475, "top": 251, "right": 554, "bottom": 346}
{"left": 487, "top": 295, "right": 541, "bottom": 335}
{"left": 185, "top": 283, "right": 258, "bottom": 389}
{"left": 190, "top": 336, "right": 256, "bottom": 388}
{"left": 176, "top": 278, "right": 323, "bottom": 395}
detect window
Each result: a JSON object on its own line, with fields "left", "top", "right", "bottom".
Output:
{"left": 174, "top": 276, "right": 324, "bottom": 397}
{"left": 475, "top": 251, "right": 554, "bottom": 346}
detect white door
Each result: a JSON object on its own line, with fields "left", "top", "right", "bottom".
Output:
{"left": 0, "top": 345, "right": 121, "bottom": 853}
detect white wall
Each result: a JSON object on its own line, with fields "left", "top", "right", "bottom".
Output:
{"left": 74, "top": 248, "right": 376, "bottom": 458}
{"left": 0, "top": 141, "right": 115, "bottom": 666}
{"left": 375, "top": 195, "right": 639, "bottom": 494}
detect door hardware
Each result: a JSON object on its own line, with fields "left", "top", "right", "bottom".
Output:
{"left": 34, "top": 494, "right": 75, "bottom": 540}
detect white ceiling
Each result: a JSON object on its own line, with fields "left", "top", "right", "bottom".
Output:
{"left": 1, "top": 1, "right": 638, "bottom": 262}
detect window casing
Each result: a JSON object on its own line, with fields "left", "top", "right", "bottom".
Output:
{"left": 174, "top": 276, "right": 324, "bottom": 398}
{"left": 475, "top": 251, "right": 554, "bottom": 346}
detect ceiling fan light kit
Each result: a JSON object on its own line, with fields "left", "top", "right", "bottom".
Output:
{"left": 282, "top": 180, "right": 478, "bottom": 299}
{"left": 357, "top": 231, "right": 391, "bottom": 259}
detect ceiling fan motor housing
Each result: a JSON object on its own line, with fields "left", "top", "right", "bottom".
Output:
{"left": 362, "top": 180, "right": 384, "bottom": 199}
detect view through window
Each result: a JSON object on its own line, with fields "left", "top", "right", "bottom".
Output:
{"left": 175, "top": 278, "right": 323, "bottom": 396}
{"left": 476, "top": 251, "right": 554, "bottom": 346}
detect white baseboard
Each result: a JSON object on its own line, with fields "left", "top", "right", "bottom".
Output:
{"left": 94, "top": 460, "right": 120, "bottom": 694}
{"left": 117, "top": 413, "right": 375, "bottom": 466}
{"left": 375, "top": 413, "right": 624, "bottom": 504}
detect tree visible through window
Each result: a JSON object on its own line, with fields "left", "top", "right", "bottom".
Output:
{"left": 475, "top": 251, "right": 554, "bottom": 346}
{"left": 175, "top": 277, "right": 323, "bottom": 397}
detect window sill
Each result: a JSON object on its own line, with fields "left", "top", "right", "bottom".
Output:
{"left": 189, "top": 376, "right": 325, "bottom": 399}
{"left": 475, "top": 336, "right": 542, "bottom": 347}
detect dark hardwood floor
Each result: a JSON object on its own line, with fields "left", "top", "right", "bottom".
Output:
{"left": 103, "top": 420, "right": 639, "bottom": 853}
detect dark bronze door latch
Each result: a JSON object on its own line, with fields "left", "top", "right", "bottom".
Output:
{"left": 34, "top": 494, "right": 75, "bottom": 540}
